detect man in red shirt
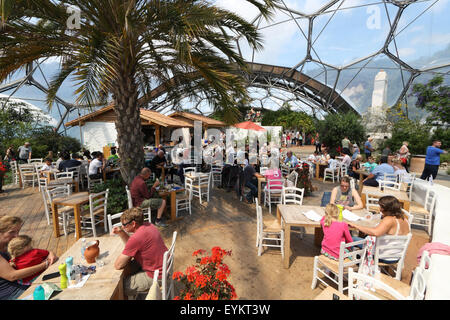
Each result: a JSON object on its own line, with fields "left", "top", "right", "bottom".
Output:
{"left": 130, "top": 167, "right": 167, "bottom": 227}
{"left": 112, "top": 207, "right": 168, "bottom": 298}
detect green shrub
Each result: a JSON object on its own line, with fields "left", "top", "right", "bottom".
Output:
{"left": 91, "top": 178, "right": 128, "bottom": 214}
{"left": 382, "top": 119, "right": 432, "bottom": 155}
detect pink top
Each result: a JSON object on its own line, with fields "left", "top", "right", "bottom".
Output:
{"left": 122, "top": 223, "right": 168, "bottom": 279}
{"left": 320, "top": 216, "right": 353, "bottom": 259}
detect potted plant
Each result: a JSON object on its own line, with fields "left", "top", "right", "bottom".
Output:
{"left": 173, "top": 247, "right": 237, "bottom": 300}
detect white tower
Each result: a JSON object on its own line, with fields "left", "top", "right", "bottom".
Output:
{"left": 371, "top": 70, "right": 388, "bottom": 114}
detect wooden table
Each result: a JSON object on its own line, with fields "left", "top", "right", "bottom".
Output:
{"left": 361, "top": 186, "right": 411, "bottom": 212}
{"left": 276, "top": 204, "right": 378, "bottom": 268}
{"left": 257, "top": 176, "right": 266, "bottom": 205}
{"left": 42, "top": 169, "right": 59, "bottom": 184}
{"left": 354, "top": 169, "right": 371, "bottom": 195}
{"left": 314, "top": 286, "right": 349, "bottom": 300}
{"left": 158, "top": 187, "right": 185, "bottom": 222}
{"left": 19, "top": 236, "right": 125, "bottom": 300}
{"left": 103, "top": 167, "right": 121, "bottom": 181}
{"left": 315, "top": 163, "right": 329, "bottom": 180}
{"left": 51, "top": 192, "right": 90, "bottom": 240}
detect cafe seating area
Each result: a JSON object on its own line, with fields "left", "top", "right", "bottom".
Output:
{"left": 1, "top": 144, "right": 449, "bottom": 300}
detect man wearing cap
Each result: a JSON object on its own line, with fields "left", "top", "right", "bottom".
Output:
{"left": 17, "top": 142, "right": 32, "bottom": 164}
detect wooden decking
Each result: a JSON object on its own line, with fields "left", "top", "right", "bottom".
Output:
{"left": 1, "top": 185, "right": 78, "bottom": 257}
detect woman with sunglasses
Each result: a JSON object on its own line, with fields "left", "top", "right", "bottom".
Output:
{"left": 0, "top": 216, "right": 58, "bottom": 300}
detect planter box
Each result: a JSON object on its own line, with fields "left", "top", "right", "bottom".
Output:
{"left": 410, "top": 155, "right": 426, "bottom": 174}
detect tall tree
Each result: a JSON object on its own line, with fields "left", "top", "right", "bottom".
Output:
{"left": 0, "top": 0, "right": 278, "bottom": 184}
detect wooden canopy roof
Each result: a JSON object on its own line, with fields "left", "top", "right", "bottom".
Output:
{"left": 65, "top": 105, "right": 193, "bottom": 128}
{"left": 168, "top": 111, "right": 226, "bottom": 127}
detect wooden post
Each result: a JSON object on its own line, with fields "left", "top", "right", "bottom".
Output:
{"left": 155, "top": 124, "right": 161, "bottom": 146}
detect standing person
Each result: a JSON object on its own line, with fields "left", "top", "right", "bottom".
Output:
{"left": 0, "top": 158, "right": 6, "bottom": 193}
{"left": 112, "top": 208, "right": 168, "bottom": 298}
{"left": 0, "top": 216, "right": 58, "bottom": 300}
{"left": 282, "top": 132, "right": 287, "bottom": 147}
{"left": 129, "top": 167, "right": 168, "bottom": 228}
{"left": 398, "top": 141, "right": 410, "bottom": 172}
{"left": 351, "top": 143, "right": 360, "bottom": 160}
{"left": 364, "top": 137, "right": 374, "bottom": 159}
{"left": 286, "top": 132, "right": 291, "bottom": 147}
{"left": 320, "top": 204, "right": 353, "bottom": 260}
{"left": 341, "top": 136, "right": 351, "bottom": 155}
{"left": 4, "top": 146, "right": 16, "bottom": 164}
{"left": 315, "top": 133, "right": 321, "bottom": 153}
{"left": 420, "top": 140, "right": 447, "bottom": 181}
{"left": 17, "top": 142, "right": 32, "bottom": 164}
{"left": 381, "top": 145, "right": 391, "bottom": 163}
{"left": 298, "top": 132, "right": 303, "bottom": 146}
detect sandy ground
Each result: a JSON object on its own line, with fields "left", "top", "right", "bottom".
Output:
{"left": 160, "top": 145, "right": 430, "bottom": 299}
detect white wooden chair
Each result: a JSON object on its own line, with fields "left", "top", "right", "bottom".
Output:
{"left": 285, "top": 171, "right": 298, "bottom": 188}
{"left": 37, "top": 177, "right": 48, "bottom": 192}
{"left": 282, "top": 187, "right": 306, "bottom": 239}
{"left": 211, "top": 165, "right": 222, "bottom": 187}
{"left": 374, "top": 233, "right": 412, "bottom": 281}
{"left": 45, "top": 185, "right": 75, "bottom": 236}
{"left": 365, "top": 193, "right": 380, "bottom": 214}
{"left": 81, "top": 189, "right": 109, "bottom": 237}
{"left": 348, "top": 267, "right": 407, "bottom": 300}
{"left": 280, "top": 164, "right": 289, "bottom": 177}
{"left": 340, "top": 163, "right": 348, "bottom": 179}
{"left": 10, "top": 160, "right": 20, "bottom": 185}
{"left": 260, "top": 167, "right": 269, "bottom": 175}
{"left": 125, "top": 185, "right": 151, "bottom": 222}
{"left": 190, "top": 172, "right": 211, "bottom": 204}
{"left": 350, "top": 177, "right": 356, "bottom": 190}
{"left": 162, "top": 231, "right": 177, "bottom": 300}
{"left": 87, "top": 176, "right": 103, "bottom": 192}
{"left": 383, "top": 173, "right": 398, "bottom": 182}
{"left": 33, "top": 163, "right": 45, "bottom": 191}
{"left": 55, "top": 171, "right": 73, "bottom": 181}
{"left": 323, "top": 165, "right": 339, "bottom": 183}
{"left": 410, "top": 186, "right": 436, "bottom": 235}
{"left": 256, "top": 199, "right": 284, "bottom": 258}
{"left": 282, "top": 187, "right": 304, "bottom": 205}
{"left": 28, "top": 158, "right": 43, "bottom": 164}
{"left": 183, "top": 167, "right": 196, "bottom": 175}
{"left": 176, "top": 183, "right": 192, "bottom": 217}
{"left": 66, "top": 166, "right": 81, "bottom": 190}
{"left": 145, "top": 269, "right": 162, "bottom": 300}
{"left": 409, "top": 251, "right": 431, "bottom": 300}
{"left": 311, "top": 238, "right": 367, "bottom": 293}
{"left": 378, "top": 180, "right": 401, "bottom": 191}
{"left": 401, "top": 208, "right": 413, "bottom": 227}
{"left": 107, "top": 211, "right": 124, "bottom": 233}
{"left": 19, "top": 164, "right": 37, "bottom": 189}
{"left": 264, "top": 178, "right": 284, "bottom": 214}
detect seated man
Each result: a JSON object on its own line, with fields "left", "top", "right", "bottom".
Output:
{"left": 149, "top": 150, "right": 167, "bottom": 179}
{"left": 243, "top": 160, "right": 263, "bottom": 204}
{"left": 284, "top": 151, "right": 299, "bottom": 168}
{"left": 58, "top": 151, "right": 82, "bottom": 172}
{"left": 362, "top": 156, "right": 377, "bottom": 172}
{"left": 107, "top": 148, "right": 119, "bottom": 162}
{"left": 112, "top": 207, "right": 168, "bottom": 298}
{"left": 88, "top": 152, "right": 106, "bottom": 179}
{"left": 130, "top": 167, "right": 167, "bottom": 228}
{"left": 363, "top": 157, "right": 394, "bottom": 187}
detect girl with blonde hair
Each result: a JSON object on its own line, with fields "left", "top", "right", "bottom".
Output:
{"left": 320, "top": 204, "right": 353, "bottom": 260}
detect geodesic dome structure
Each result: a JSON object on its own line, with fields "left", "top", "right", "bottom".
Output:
{"left": 151, "top": 0, "right": 450, "bottom": 118}
{"left": 1, "top": 0, "right": 449, "bottom": 135}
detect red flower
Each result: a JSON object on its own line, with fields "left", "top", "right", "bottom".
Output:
{"left": 173, "top": 271, "right": 184, "bottom": 280}
{"left": 184, "top": 292, "right": 193, "bottom": 300}
{"left": 197, "top": 293, "right": 211, "bottom": 300}
{"left": 192, "top": 249, "right": 206, "bottom": 256}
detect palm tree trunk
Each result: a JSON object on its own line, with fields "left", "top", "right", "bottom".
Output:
{"left": 112, "top": 75, "right": 144, "bottom": 186}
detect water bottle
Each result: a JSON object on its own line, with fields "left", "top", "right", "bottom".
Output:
{"left": 65, "top": 256, "right": 73, "bottom": 280}
{"left": 80, "top": 238, "right": 86, "bottom": 261}
{"left": 33, "top": 285, "right": 45, "bottom": 300}
{"left": 59, "top": 263, "right": 68, "bottom": 289}
{"left": 336, "top": 204, "right": 343, "bottom": 222}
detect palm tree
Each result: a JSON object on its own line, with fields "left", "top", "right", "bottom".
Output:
{"left": 0, "top": 0, "right": 278, "bottom": 184}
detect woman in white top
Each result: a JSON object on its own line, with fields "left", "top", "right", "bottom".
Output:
{"left": 392, "top": 158, "right": 411, "bottom": 183}
{"left": 348, "top": 196, "right": 410, "bottom": 237}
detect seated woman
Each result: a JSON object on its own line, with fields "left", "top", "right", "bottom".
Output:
{"left": 329, "top": 176, "right": 363, "bottom": 211}
{"left": 362, "top": 156, "right": 377, "bottom": 172}
{"left": 0, "top": 216, "right": 58, "bottom": 300}
{"left": 348, "top": 195, "right": 410, "bottom": 238}
{"left": 392, "top": 158, "right": 411, "bottom": 183}
{"left": 348, "top": 154, "right": 362, "bottom": 179}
